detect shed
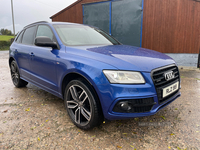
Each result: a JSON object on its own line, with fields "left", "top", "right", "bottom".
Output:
{"left": 51, "top": 0, "right": 200, "bottom": 66}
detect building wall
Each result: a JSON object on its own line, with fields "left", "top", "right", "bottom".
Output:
{"left": 51, "top": 0, "right": 200, "bottom": 54}
{"left": 142, "top": 0, "right": 200, "bottom": 53}
{"left": 165, "top": 53, "right": 198, "bottom": 67}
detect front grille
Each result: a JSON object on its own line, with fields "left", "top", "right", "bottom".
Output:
{"left": 113, "top": 97, "right": 156, "bottom": 113}
{"left": 151, "top": 64, "right": 180, "bottom": 104}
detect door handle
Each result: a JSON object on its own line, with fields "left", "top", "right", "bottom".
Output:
{"left": 30, "top": 52, "right": 35, "bottom": 57}
{"left": 14, "top": 49, "right": 18, "bottom": 54}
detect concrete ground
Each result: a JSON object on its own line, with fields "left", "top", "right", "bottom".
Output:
{"left": 0, "top": 51, "right": 200, "bottom": 150}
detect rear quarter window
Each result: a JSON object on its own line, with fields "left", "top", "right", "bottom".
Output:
{"left": 15, "top": 30, "right": 24, "bottom": 43}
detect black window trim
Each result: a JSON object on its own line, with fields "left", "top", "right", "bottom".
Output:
{"left": 15, "top": 30, "right": 25, "bottom": 44}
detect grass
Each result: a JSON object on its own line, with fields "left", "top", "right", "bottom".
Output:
{"left": 0, "top": 35, "right": 14, "bottom": 41}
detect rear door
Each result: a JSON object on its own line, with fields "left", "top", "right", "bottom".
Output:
{"left": 29, "top": 25, "right": 59, "bottom": 93}
{"left": 14, "top": 26, "right": 37, "bottom": 80}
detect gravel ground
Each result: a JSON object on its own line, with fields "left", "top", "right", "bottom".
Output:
{"left": 0, "top": 51, "right": 200, "bottom": 150}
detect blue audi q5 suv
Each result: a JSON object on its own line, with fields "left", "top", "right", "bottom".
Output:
{"left": 9, "top": 21, "right": 181, "bottom": 130}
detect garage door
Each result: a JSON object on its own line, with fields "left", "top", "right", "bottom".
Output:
{"left": 83, "top": 2, "right": 110, "bottom": 34}
{"left": 83, "top": 0, "right": 143, "bottom": 47}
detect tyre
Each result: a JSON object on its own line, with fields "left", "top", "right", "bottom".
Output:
{"left": 64, "top": 79, "right": 103, "bottom": 130}
{"left": 10, "top": 60, "right": 28, "bottom": 88}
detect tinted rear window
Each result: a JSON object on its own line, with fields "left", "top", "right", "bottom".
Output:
{"left": 22, "top": 26, "right": 36, "bottom": 45}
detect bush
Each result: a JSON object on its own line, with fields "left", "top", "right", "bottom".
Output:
{"left": 0, "top": 41, "right": 11, "bottom": 50}
{"left": 0, "top": 41, "right": 11, "bottom": 47}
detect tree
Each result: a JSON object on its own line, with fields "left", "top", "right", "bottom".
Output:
{"left": 0, "top": 28, "right": 13, "bottom": 35}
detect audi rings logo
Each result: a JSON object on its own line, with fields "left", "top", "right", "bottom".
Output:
{"left": 164, "top": 71, "right": 175, "bottom": 81}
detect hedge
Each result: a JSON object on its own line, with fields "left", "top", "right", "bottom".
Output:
{"left": 0, "top": 40, "right": 12, "bottom": 50}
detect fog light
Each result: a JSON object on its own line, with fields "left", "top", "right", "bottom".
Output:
{"left": 119, "top": 101, "right": 131, "bottom": 111}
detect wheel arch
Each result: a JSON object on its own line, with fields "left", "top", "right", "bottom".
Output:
{"left": 61, "top": 72, "right": 92, "bottom": 97}
{"left": 9, "top": 57, "right": 16, "bottom": 67}
{"left": 61, "top": 71, "right": 104, "bottom": 118}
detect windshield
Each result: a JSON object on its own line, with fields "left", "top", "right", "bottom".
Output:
{"left": 53, "top": 24, "right": 120, "bottom": 46}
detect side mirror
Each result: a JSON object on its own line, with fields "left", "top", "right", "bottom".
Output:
{"left": 35, "top": 36, "right": 58, "bottom": 49}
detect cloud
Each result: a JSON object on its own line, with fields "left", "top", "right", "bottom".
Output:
{"left": 0, "top": 16, "right": 10, "bottom": 25}
{"left": 0, "top": 0, "right": 77, "bottom": 33}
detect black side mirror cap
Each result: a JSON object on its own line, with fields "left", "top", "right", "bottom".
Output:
{"left": 35, "top": 36, "right": 58, "bottom": 49}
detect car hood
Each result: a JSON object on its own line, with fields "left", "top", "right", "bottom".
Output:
{"left": 66, "top": 45, "right": 175, "bottom": 72}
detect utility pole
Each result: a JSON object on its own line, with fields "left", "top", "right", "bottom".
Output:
{"left": 11, "top": 0, "right": 15, "bottom": 38}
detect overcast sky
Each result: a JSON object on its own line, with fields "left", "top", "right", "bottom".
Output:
{"left": 0, "top": 0, "right": 77, "bottom": 34}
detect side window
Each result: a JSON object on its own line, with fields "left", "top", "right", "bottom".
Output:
{"left": 15, "top": 30, "right": 24, "bottom": 43}
{"left": 36, "top": 25, "right": 54, "bottom": 41}
{"left": 21, "top": 26, "right": 37, "bottom": 45}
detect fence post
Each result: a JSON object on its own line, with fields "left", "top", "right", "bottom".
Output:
{"left": 197, "top": 49, "right": 200, "bottom": 68}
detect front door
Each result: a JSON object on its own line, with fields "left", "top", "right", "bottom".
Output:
{"left": 29, "top": 25, "right": 59, "bottom": 93}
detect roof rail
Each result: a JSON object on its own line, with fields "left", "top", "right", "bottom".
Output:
{"left": 24, "top": 21, "right": 48, "bottom": 29}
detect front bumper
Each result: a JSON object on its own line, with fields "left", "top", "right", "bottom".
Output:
{"left": 106, "top": 90, "right": 180, "bottom": 120}
{"left": 96, "top": 71, "right": 181, "bottom": 120}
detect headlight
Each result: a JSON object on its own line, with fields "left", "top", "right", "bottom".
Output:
{"left": 103, "top": 70, "right": 145, "bottom": 84}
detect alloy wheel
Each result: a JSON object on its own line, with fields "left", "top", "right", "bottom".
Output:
{"left": 66, "top": 84, "right": 92, "bottom": 126}
{"left": 11, "top": 62, "right": 19, "bottom": 86}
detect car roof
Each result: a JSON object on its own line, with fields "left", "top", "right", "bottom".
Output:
{"left": 24, "top": 21, "right": 83, "bottom": 29}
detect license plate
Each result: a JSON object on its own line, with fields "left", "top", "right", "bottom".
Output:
{"left": 162, "top": 81, "right": 179, "bottom": 98}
